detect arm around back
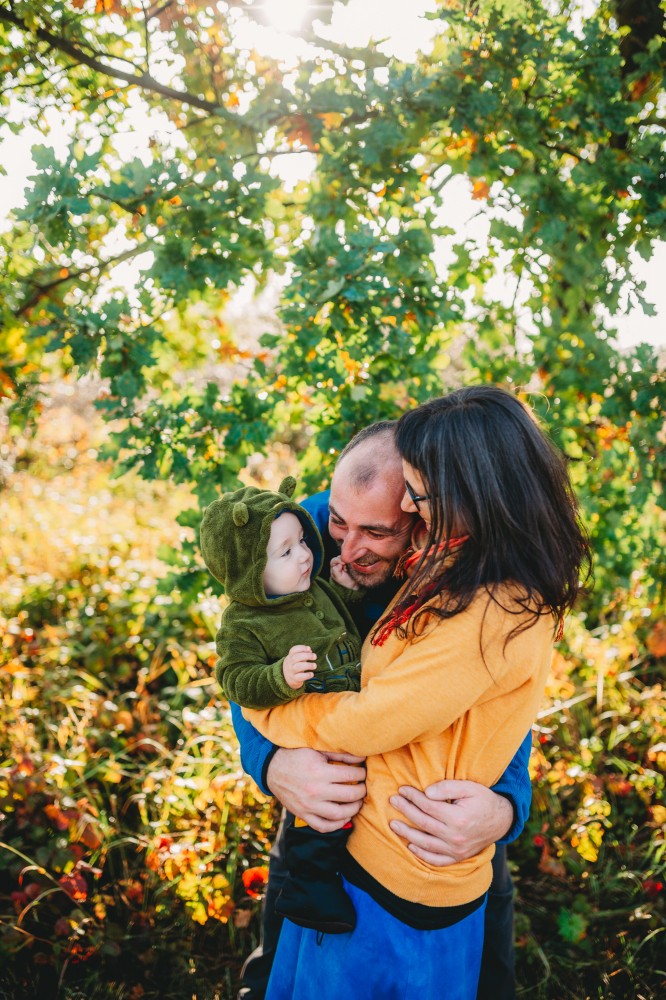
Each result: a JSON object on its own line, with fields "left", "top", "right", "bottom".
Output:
{"left": 492, "top": 729, "right": 533, "bottom": 844}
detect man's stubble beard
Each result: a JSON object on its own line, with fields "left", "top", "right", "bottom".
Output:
{"left": 345, "top": 557, "right": 400, "bottom": 590}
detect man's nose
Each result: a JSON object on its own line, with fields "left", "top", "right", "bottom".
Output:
{"left": 340, "top": 532, "right": 366, "bottom": 563}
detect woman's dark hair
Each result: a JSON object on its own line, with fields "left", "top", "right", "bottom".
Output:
{"left": 379, "top": 385, "right": 591, "bottom": 641}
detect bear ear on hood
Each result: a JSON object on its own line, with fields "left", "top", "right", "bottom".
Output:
{"left": 232, "top": 501, "right": 249, "bottom": 526}
{"left": 279, "top": 476, "right": 297, "bottom": 498}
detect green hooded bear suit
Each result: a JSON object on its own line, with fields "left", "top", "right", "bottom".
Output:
{"left": 199, "top": 475, "right": 361, "bottom": 709}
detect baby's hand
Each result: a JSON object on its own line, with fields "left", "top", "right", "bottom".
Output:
{"left": 330, "top": 556, "right": 360, "bottom": 590}
{"left": 283, "top": 645, "right": 317, "bottom": 690}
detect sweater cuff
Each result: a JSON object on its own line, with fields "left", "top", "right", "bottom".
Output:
{"left": 229, "top": 700, "right": 274, "bottom": 795}
{"left": 261, "top": 744, "right": 281, "bottom": 796}
{"left": 492, "top": 730, "right": 533, "bottom": 845}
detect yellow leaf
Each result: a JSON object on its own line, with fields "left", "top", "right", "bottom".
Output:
{"left": 317, "top": 112, "right": 343, "bottom": 129}
{"left": 650, "top": 805, "right": 666, "bottom": 825}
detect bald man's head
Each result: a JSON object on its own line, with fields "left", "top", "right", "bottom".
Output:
{"left": 335, "top": 422, "right": 403, "bottom": 493}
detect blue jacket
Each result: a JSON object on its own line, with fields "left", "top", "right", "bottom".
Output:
{"left": 229, "top": 490, "right": 533, "bottom": 844}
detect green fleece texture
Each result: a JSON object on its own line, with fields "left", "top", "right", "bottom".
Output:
{"left": 200, "top": 477, "right": 362, "bottom": 710}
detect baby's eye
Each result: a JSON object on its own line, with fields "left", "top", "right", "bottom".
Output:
{"left": 282, "top": 548, "right": 291, "bottom": 557}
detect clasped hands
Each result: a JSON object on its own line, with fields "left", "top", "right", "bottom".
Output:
{"left": 266, "top": 747, "right": 513, "bottom": 865}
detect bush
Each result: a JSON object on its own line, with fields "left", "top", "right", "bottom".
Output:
{"left": 513, "top": 609, "right": 665, "bottom": 998}
{"left": 0, "top": 415, "right": 278, "bottom": 998}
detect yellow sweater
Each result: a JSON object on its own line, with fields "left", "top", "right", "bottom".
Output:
{"left": 245, "top": 585, "right": 554, "bottom": 908}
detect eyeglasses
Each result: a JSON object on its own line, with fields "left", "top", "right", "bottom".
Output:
{"left": 404, "top": 480, "right": 435, "bottom": 512}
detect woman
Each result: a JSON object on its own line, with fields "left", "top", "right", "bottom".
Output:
{"left": 246, "top": 386, "right": 590, "bottom": 1000}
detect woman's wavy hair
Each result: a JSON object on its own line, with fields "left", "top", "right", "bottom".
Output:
{"left": 380, "top": 385, "right": 592, "bottom": 642}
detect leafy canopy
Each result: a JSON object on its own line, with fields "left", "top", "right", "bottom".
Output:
{"left": 0, "top": 0, "right": 664, "bottom": 613}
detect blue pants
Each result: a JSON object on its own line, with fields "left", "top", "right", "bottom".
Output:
{"left": 265, "top": 877, "right": 486, "bottom": 1000}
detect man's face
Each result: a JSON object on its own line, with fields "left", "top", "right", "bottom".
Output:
{"left": 328, "top": 467, "right": 415, "bottom": 589}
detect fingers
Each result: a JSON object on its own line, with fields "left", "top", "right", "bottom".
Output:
{"left": 291, "top": 665, "right": 316, "bottom": 682}
{"left": 389, "top": 792, "right": 450, "bottom": 836}
{"left": 326, "top": 779, "right": 366, "bottom": 803}
{"left": 405, "top": 843, "right": 458, "bottom": 867}
{"left": 325, "top": 752, "right": 367, "bottom": 765}
{"left": 389, "top": 818, "right": 455, "bottom": 863}
{"left": 284, "top": 647, "right": 316, "bottom": 667}
{"left": 322, "top": 763, "right": 367, "bottom": 786}
{"left": 283, "top": 663, "right": 316, "bottom": 690}
{"left": 423, "top": 779, "right": 476, "bottom": 801}
{"left": 283, "top": 646, "right": 317, "bottom": 688}
{"left": 389, "top": 793, "right": 472, "bottom": 863}
{"left": 301, "top": 798, "right": 364, "bottom": 832}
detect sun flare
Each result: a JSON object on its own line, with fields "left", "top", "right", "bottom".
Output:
{"left": 259, "top": 0, "right": 310, "bottom": 33}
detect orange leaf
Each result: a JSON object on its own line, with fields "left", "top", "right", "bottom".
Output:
{"left": 44, "top": 803, "right": 71, "bottom": 831}
{"left": 471, "top": 180, "right": 490, "bottom": 200}
{"left": 95, "top": 0, "right": 125, "bottom": 13}
{"left": 78, "top": 821, "right": 103, "bottom": 850}
{"left": 646, "top": 620, "right": 666, "bottom": 659}
{"left": 242, "top": 866, "right": 268, "bottom": 898}
{"left": 630, "top": 75, "right": 651, "bottom": 101}
{"left": 285, "top": 116, "right": 318, "bottom": 152}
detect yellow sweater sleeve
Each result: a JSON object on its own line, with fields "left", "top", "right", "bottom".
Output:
{"left": 244, "top": 592, "right": 547, "bottom": 757}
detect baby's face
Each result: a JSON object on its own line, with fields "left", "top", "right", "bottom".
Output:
{"left": 263, "top": 512, "right": 313, "bottom": 597}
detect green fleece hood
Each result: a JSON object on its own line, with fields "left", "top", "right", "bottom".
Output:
{"left": 200, "top": 476, "right": 323, "bottom": 608}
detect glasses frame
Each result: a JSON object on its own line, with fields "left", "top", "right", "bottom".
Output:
{"left": 405, "top": 479, "right": 434, "bottom": 512}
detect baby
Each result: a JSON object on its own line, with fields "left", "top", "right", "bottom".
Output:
{"left": 200, "top": 476, "right": 363, "bottom": 933}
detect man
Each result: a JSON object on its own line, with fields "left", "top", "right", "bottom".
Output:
{"left": 230, "top": 422, "right": 531, "bottom": 1000}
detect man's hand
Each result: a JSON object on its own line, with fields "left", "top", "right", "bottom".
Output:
{"left": 330, "top": 556, "right": 360, "bottom": 590}
{"left": 389, "top": 780, "right": 514, "bottom": 865}
{"left": 266, "top": 747, "right": 366, "bottom": 832}
{"left": 283, "top": 645, "right": 317, "bottom": 690}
